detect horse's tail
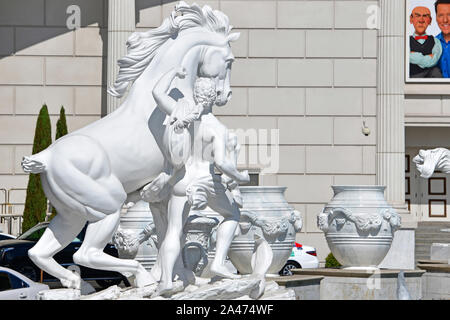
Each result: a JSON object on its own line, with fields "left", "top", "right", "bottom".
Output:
{"left": 21, "top": 153, "right": 47, "bottom": 174}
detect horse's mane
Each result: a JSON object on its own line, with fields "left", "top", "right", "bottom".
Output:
{"left": 108, "top": 1, "right": 232, "bottom": 98}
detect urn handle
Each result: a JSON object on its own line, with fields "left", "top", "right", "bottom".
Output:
{"left": 317, "top": 210, "right": 329, "bottom": 232}
{"left": 317, "top": 207, "right": 353, "bottom": 232}
{"left": 381, "top": 208, "right": 402, "bottom": 232}
{"left": 289, "top": 210, "right": 303, "bottom": 232}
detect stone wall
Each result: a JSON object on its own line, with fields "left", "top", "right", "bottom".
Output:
{"left": 0, "top": 0, "right": 379, "bottom": 260}
{"left": 0, "top": 0, "right": 106, "bottom": 215}
{"left": 139, "top": 0, "right": 378, "bottom": 261}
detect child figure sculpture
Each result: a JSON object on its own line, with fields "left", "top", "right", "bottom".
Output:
{"left": 141, "top": 67, "right": 249, "bottom": 296}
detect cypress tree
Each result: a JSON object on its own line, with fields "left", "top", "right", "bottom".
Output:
{"left": 22, "top": 105, "right": 52, "bottom": 233}
{"left": 55, "top": 106, "right": 68, "bottom": 141}
{"left": 49, "top": 106, "right": 68, "bottom": 220}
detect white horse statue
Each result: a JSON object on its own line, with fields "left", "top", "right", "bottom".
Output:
{"left": 413, "top": 148, "right": 450, "bottom": 178}
{"left": 21, "top": 2, "right": 240, "bottom": 289}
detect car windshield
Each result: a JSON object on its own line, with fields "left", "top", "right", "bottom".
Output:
{"left": 17, "top": 224, "right": 48, "bottom": 241}
{"left": 17, "top": 223, "right": 87, "bottom": 242}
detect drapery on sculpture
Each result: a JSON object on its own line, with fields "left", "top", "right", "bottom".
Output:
{"left": 413, "top": 148, "right": 450, "bottom": 178}
{"left": 20, "top": 2, "right": 241, "bottom": 292}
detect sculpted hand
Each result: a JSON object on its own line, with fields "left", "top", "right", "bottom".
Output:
{"left": 130, "top": 232, "right": 147, "bottom": 246}
{"left": 239, "top": 170, "right": 250, "bottom": 184}
{"left": 172, "top": 119, "right": 187, "bottom": 133}
{"left": 175, "top": 67, "right": 187, "bottom": 79}
{"left": 123, "top": 201, "right": 137, "bottom": 209}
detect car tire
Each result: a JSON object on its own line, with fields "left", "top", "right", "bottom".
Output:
{"left": 96, "top": 278, "right": 123, "bottom": 289}
{"left": 279, "top": 261, "right": 301, "bottom": 276}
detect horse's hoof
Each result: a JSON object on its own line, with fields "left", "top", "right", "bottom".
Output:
{"left": 151, "top": 283, "right": 174, "bottom": 298}
{"left": 60, "top": 274, "right": 81, "bottom": 290}
{"left": 134, "top": 268, "right": 156, "bottom": 288}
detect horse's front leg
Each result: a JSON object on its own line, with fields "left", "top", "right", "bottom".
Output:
{"left": 28, "top": 211, "right": 87, "bottom": 289}
{"left": 73, "top": 210, "right": 156, "bottom": 288}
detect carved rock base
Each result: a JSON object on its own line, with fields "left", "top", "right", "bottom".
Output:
{"left": 36, "top": 277, "right": 295, "bottom": 300}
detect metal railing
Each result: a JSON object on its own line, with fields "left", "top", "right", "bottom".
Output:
{"left": 0, "top": 188, "right": 52, "bottom": 236}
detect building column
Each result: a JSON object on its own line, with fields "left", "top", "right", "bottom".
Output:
{"left": 377, "top": 0, "right": 417, "bottom": 269}
{"left": 107, "top": 0, "right": 135, "bottom": 114}
{"left": 376, "top": 0, "right": 409, "bottom": 217}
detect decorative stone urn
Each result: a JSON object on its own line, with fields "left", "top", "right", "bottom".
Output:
{"left": 317, "top": 186, "right": 401, "bottom": 269}
{"left": 228, "top": 186, "right": 302, "bottom": 275}
{"left": 115, "top": 200, "right": 158, "bottom": 272}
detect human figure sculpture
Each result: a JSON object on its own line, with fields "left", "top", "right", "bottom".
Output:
{"left": 140, "top": 67, "right": 249, "bottom": 295}
{"left": 20, "top": 2, "right": 240, "bottom": 290}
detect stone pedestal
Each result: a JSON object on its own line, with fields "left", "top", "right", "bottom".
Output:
{"left": 293, "top": 269, "right": 425, "bottom": 300}
{"left": 418, "top": 264, "right": 450, "bottom": 300}
{"left": 379, "top": 228, "right": 416, "bottom": 269}
{"left": 268, "top": 275, "right": 323, "bottom": 300}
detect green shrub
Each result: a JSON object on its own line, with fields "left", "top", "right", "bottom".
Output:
{"left": 49, "top": 106, "right": 69, "bottom": 220}
{"left": 325, "top": 252, "right": 342, "bottom": 268}
{"left": 22, "top": 105, "right": 52, "bottom": 233}
{"left": 55, "top": 106, "right": 68, "bottom": 141}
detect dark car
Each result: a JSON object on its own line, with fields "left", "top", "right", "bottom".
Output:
{"left": 0, "top": 222, "right": 129, "bottom": 289}
{"left": 0, "top": 233, "right": 16, "bottom": 241}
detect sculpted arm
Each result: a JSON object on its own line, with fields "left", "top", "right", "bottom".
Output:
{"left": 221, "top": 133, "right": 241, "bottom": 187}
{"left": 152, "top": 67, "right": 186, "bottom": 116}
{"left": 211, "top": 128, "right": 249, "bottom": 184}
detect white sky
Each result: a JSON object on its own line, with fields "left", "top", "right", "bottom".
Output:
{"left": 407, "top": 0, "right": 441, "bottom": 36}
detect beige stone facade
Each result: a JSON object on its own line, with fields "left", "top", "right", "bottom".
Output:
{"left": 0, "top": 0, "right": 449, "bottom": 262}
{"left": 0, "top": 0, "right": 105, "bottom": 220}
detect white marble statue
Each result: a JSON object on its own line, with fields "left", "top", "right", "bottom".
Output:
{"left": 20, "top": 2, "right": 239, "bottom": 290}
{"left": 140, "top": 66, "right": 249, "bottom": 296}
{"left": 413, "top": 148, "right": 450, "bottom": 178}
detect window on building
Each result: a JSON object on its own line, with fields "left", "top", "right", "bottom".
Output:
{"left": 241, "top": 173, "right": 259, "bottom": 186}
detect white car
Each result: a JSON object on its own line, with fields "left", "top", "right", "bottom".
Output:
{"left": 0, "top": 267, "right": 49, "bottom": 300}
{"left": 279, "top": 243, "right": 319, "bottom": 276}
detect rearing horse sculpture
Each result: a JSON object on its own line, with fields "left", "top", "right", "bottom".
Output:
{"left": 21, "top": 2, "right": 239, "bottom": 289}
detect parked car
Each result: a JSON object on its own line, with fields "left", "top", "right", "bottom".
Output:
{"left": 0, "top": 222, "right": 129, "bottom": 289}
{"left": 0, "top": 233, "right": 16, "bottom": 241}
{"left": 278, "top": 242, "right": 319, "bottom": 276}
{"left": 0, "top": 266, "right": 49, "bottom": 300}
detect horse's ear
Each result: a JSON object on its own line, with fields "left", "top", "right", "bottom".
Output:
{"left": 227, "top": 32, "right": 240, "bottom": 43}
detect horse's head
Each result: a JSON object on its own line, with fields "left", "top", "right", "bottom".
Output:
{"left": 413, "top": 148, "right": 450, "bottom": 178}
{"left": 197, "top": 32, "right": 239, "bottom": 106}
{"left": 108, "top": 2, "right": 240, "bottom": 109}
